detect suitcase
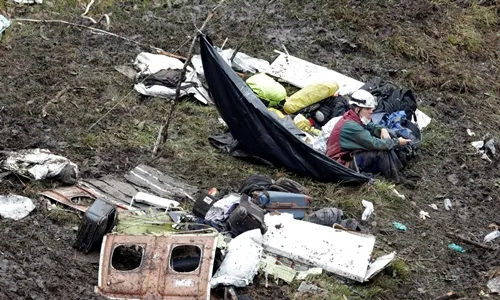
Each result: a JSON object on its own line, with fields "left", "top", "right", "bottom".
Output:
{"left": 73, "top": 198, "right": 117, "bottom": 253}
{"left": 228, "top": 196, "right": 267, "bottom": 236}
{"left": 192, "top": 192, "right": 219, "bottom": 218}
{"left": 263, "top": 191, "right": 312, "bottom": 219}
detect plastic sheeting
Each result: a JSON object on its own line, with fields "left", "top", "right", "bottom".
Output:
{"left": 200, "top": 35, "right": 370, "bottom": 183}
{"left": 1, "top": 149, "right": 79, "bottom": 185}
{"left": 133, "top": 52, "right": 212, "bottom": 105}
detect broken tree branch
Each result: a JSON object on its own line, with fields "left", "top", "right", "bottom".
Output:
{"left": 152, "top": 0, "right": 227, "bottom": 157}
{"left": 446, "top": 233, "right": 495, "bottom": 250}
{"left": 230, "top": 0, "right": 276, "bottom": 62}
{"left": 13, "top": 18, "right": 160, "bottom": 51}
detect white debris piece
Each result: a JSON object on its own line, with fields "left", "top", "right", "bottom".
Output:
{"left": 0, "top": 195, "right": 36, "bottom": 220}
{"left": 484, "top": 230, "right": 500, "bottom": 243}
{"left": 466, "top": 129, "right": 475, "bottom": 136}
{"left": 428, "top": 204, "right": 438, "bottom": 210}
{"left": 13, "top": 0, "right": 43, "bottom": 3}
{"left": 361, "top": 200, "right": 374, "bottom": 221}
{"left": 211, "top": 229, "right": 263, "bottom": 288}
{"left": 1, "top": 149, "right": 79, "bottom": 185}
{"left": 262, "top": 213, "right": 395, "bottom": 282}
{"left": 0, "top": 15, "right": 11, "bottom": 36}
{"left": 419, "top": 210, "right": 430, "bottom": 220}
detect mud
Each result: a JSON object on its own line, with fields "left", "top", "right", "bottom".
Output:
{"left": 0, "top": 0, "right": 499, "bottom": 299}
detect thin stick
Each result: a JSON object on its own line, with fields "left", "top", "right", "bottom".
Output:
{"left": 156, "top": 49, "right": 187, "bottom": 61}
{"left": 446, "top": 233, "right": 494, "bottom": 250}
{"left": 13, "top": 18, "right": 160, "bottom": 51}
{"left": 42, "top": 86, "right": 69, "bottom": 117}
{"left": 152, "top": 0, "right": 227, "bottom": 156}
{"left": 230, "top": 0, "right": 276, "bottom": 62}
{"left": 434, "top": 292, "right": 461, "bottom": 300}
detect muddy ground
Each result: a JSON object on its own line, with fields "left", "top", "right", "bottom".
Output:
{"left": 0, "top": 0, "right": 499, "bottom": 299}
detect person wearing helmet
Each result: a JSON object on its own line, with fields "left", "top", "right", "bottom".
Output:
{"left": 326, "top": 89, "right": 412, "bottom": 182}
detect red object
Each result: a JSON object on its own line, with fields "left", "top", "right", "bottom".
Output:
{"left": 208, "top": 188, "right": 219, "bottom": 197}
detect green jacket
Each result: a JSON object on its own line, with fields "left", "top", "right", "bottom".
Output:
{"left": 326, "top": 109, "right": 399, "bottom": 163}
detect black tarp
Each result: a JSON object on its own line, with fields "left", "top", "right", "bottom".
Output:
{"left": 200, "top": 36, "right": 370, "bottom": 183}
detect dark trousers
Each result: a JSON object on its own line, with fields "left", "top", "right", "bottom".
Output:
{"left": 350, "top": 150, "right": 403, "bottom": 182}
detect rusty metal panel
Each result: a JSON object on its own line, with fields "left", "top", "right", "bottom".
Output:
{"left": 38, "top": 185, "right": 98, "bottom": 212}
{"left": 97, "top": 233, "right": 217, "bottom": 300}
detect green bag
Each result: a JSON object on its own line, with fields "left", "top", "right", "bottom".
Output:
{"left": 246, "top": 73, "right": 287, "bottom": 107}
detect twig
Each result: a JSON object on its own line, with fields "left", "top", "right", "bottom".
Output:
{"left": 221, "top": 37, "right": 228, "bottom": 49}
{"left": 434, "top": 291, "right": 461, "bottom": 300}
{"left": 13, "top": 18, "right": 161, "bottom": 51}
{"left": 42, "top": 86, "right": 69, "bottom": 118}
{"left": 156, "top": 49, "right": 187, "bottom": 61}
{"left": 446, "top": 233, "right": 494, "bottom": 250}
{"left": 81, "top": 0, "right": 95, "bottom": 17}
{"left": 152, "top": 0, "right": 227, "bottom": 157}
{"left": 230, "top": 0, "right": 276, "bottom": 62}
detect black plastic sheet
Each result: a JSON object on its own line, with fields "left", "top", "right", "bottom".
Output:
{"left": 200, "top": 35, "right": 370, "bottom": 183}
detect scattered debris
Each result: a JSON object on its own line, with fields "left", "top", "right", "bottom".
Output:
{"left": 444, "top": 198, "right": 453, "bottom": 211}
{"left": 487, "top": 277, "right": 500, "bottom": 294}
{"left": 96, "top": 232, "right": 218, "bottom": 299}
{"left": 361, "top": 200, "right": 374, "bottom": 221}
{"left": 0, "top": 14, "right": 11, "bottom": 36}
{"left": 484, "top": 231, "right": 500, "bottom": 243}
{"left": 448, "top": 243, "right": 465, "bottom": 253}
{"left": 296, "top": 267, "right": 323, "bottom": 280}
{"left": 0, "top": 194, "right": 36, "bottom": 220}
{"left": 419, "top": 210, "right": 430, "bottom": 220}
{"left": 73, "top": 198, "right": 117, "bottom": 253}
{"left": 0, "top": 149, "right": 79, "bottom": 185}
{"left": 260, "top": 255, "right": 297, "bottom": 284}
{"left": 471, "top": 137, "right": 496, "bottom": 163}
{"left": 297, "top": 282, "right": 328, "bottom": 294}
{"left": 393, "top": 222, "right": 407, "bottom": 231}
{"left": 429, "top": 204, "right": 438, "bottom": 210}
{"left": 447, "top": 233, "right": 494, "bottom": 251}
{"left": 211, "top": 229, "right": 263, "bottom": 288}
{"left": 466, "top": 129, "right": 475, "bottom": 136}
{"left": 263, "top": 213, "right": 396, "bottom": 282}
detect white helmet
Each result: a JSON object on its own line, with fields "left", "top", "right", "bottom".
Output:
{"left": 349, "top": 90, "right": 377, "bottom": 108}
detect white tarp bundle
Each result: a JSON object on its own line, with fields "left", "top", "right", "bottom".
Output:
{"left": 0, "top": 149, "right": 79, "bottom": 185}
{"left": 262, "top": 213, "right": 395, "bottom": 282}
{"left": 0, "top": 194, "right": 36, "bottom": 220}
{"left": 133, "top": 52, "right": 212, "bottom": 105}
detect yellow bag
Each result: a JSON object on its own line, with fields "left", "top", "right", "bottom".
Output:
{"left": 284, "top": 82, "right": 339, "bottom": 114}
{"left": 246, "top": 73, "right": 287, "bottom": 107}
